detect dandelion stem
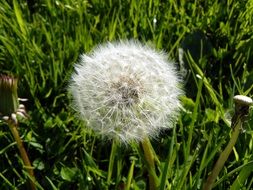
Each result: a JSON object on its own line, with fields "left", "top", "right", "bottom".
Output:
{"left": 107, "top": 140, "right": 117, "bottom": 188}
{"left": 203, "top": 95, "right": 252, "bottom": 190}
{"left": 8, "top": 121, "right": 36, "bottom": 190}
{"left": 141, "top": 137, "right": 159, "bottom": 190}
{"left": 203, "top": 119, "right": 241, "bottom": 190}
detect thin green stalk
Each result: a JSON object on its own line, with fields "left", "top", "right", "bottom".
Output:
{"left": 0, "top": 172, "right": 18, "bottom": 190}
{"left": 8, "top": 122, "right": 36, "bottom": 190}
{"left": 141, "top": 137, "right": 159, "bottom": 190}
{"left": 203, "top": 118, "right": 242, "bottom": 190}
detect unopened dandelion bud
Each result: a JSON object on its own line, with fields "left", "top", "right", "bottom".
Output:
{"left": 233, "top": 95, "right": 253, "bottom": 107}
{"left": 0, "top": 75, "right": 19, "bottom": 117}
{"left": 231, "top": 95, "right": 253, "bottom": 128}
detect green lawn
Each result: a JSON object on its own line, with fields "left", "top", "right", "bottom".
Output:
{"left": 1, "top": 0, "right": 253, "bottom": 189}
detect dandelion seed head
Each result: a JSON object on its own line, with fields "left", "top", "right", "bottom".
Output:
{"left": 69, "top": 40, "right": 183, "bottom": 143}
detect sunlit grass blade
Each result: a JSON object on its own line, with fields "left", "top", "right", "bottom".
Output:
{"left": 13, "top": 0, "right": 27, "bottom": 37}
{"left": 230, "top": 161, "right": 253, "bottom": 190}
{"left": 126, "top": 159, "right": 135, "bottom": 190}
{"left": 159, "top": 126, "right": 176, "bottom": 190}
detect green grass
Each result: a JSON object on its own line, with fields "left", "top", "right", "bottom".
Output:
{"left": 1, "top": 0, "right": 253, "bottom": 189}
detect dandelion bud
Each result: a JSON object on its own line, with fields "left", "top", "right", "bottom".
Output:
{"left": 0, "top": 74, "right": 19, "bottom": 117}
{"left": 69, "top": 40, "right": 183, "bottom": 143}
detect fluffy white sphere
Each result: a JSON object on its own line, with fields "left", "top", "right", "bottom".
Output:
{"left": 69, "top": 40, "right": 183, "bottom": 143}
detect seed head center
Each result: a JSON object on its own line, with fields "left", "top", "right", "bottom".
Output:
{"left": 111, "top": 76, "right": 142, "bottom": 107}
